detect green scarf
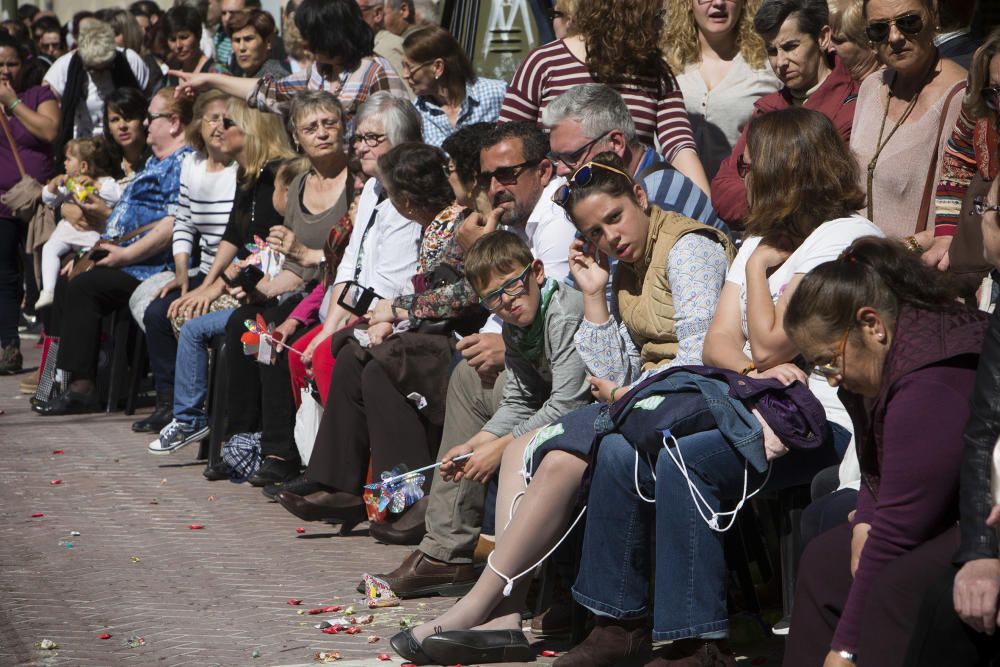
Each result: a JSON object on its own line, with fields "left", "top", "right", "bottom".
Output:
{"left": 507, "top": 278, "right": 559, "bottom": 365}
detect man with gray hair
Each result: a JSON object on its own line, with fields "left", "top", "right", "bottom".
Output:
{"left": 383, "top": 0, "right": 419, "bottom": 39}
{"left": 542, "top": 84, "right": 727, "bottom": 234}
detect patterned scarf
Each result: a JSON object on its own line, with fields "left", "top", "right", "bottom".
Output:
{"left": 507, "top": 278, "right": 559, "bottom": 365}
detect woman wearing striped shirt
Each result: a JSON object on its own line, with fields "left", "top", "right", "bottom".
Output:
{"left": 499, "top": 0, "right": 711, "bottom": 196}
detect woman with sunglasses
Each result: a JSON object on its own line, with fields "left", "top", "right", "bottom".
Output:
{"left": 390, "top": 152, "right": 733, "bottom": 664}
{"left": 849, "top": 0, "right": 966, "bottom": 257}
{"left": 401, "top": 25, "right": 506, "bottom": 148}
{"left": 929, "top": 27, "right": 1000, "bottom": 274}
{"left": 779, "top": 236, "right": 987, "bottom": 667}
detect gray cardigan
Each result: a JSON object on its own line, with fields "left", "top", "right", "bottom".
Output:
{"left": 482, "top": 284, "right": 592, "bottom": 439}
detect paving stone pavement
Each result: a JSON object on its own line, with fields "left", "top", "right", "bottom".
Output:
{"left": 0, "top": 336, "right": 784, "bottom": 667}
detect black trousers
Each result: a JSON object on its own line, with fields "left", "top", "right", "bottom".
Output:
{"left": 143, "top": 273, "right": 204, "bottom": 394}
{"left": 784, "top": 523, "right": 960, "bottom": 667}
{"left": 305, "top": 340, "right": 439, "bottom": 495}
{"left": 904, "top": 564, "right": 1000, "bottom": 666}
{"left": 0, "top": 217, "right": 24, "bottom": 346}
{"left": 222, "top": 296, "right": 303, "bottom": 462}
{"left": 53, "top": 267, "right": 139, "bottom": 380}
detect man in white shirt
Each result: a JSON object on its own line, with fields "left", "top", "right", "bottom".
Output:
{"left": 44, "top": 21, "right": 149, "bottom": 142}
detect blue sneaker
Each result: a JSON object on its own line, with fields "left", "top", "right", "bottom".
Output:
{"left": 148, "top": 419, "right": 210, "bottom": 455}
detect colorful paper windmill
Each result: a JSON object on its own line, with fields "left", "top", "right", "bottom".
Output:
{"left": 241, "top": 314, "right": 276, "bottom": 356}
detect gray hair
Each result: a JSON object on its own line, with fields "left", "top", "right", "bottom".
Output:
{"left": 77, "top": 22, "right": 117, "bottom": 69}
{"left": 540, "top": 84, "right": 637, "bottom": 143}
{"left": 289, "top": 90, "right": 344, "bottom": 133}
{"left": 354, "top": 91, "right": 423, "bottom": 146}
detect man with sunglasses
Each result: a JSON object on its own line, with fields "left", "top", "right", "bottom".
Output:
{"left": 710, "top": 0, "right": 859, "bottom": 230}
{"left": 542, "top": 84, "right": 727, "bottom": 234}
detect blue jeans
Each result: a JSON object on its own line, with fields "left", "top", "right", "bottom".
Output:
{"left": 144, "top": 274, "right": 204, "bottom": 393}
{"left": 173, "top": 309, "right": 233, "bottom": 428}
{"left": 573, "top": 424, "right": 850, "bottom": 641}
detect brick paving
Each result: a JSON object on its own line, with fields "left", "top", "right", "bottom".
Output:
{"left": 0, "top": 336, "right": 784, "bottom": 667}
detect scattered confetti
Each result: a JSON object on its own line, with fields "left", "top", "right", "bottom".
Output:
{"left": 207, "top": 495, "right": 216, "bottom": 502}
{"left": 321, "top": 626, "right": 341, "bottom": 635}
{"left": 35, "top": 639, "right": 58, "bottom": 650}
{"left": 50, "top": 480, "right": 62, "bottom": 485}
{"left": 52, "top": 450, "right": 64, "bottom": 454}
{"left": 323, "top": 605, "right": 342, "bottom": 613}
{"left": 307, "top": 608, "right": 325, "bottom": 615}
{"left": 296, "top": 527, "right": 306, "bottom": 533}
{"left": 99, "top": 633, "right": 112, "bottom": 640}
{"left": 367, "top": 635, "right": 381, "bottom": 644}
{"left": 70, "top": 531, "right": 80, "bottom": 536}
{"left": 368, "top": 598, "right": 400, "bottom": 608}
{"left": 31, "top": 512, "right": 44, "bottom": 517}
{"left": 59, "top": 541, "right": 73, "bottom": 548}
{"left": 377, "top": 653, "right": 391, "bottom": 660}
{"left": 343, "top": 605, "right": 355, "bottom": 615}
{"left": 159, "top": 478, "right": 168, "bottom": 485}
{"left": 314, "top": 651, "right": 341, "bottom": 663}
{"left": 296, "top": 610, "right": 305, "bottom": 615}
{"left": 399, "top": 616, "right": 414, "bottom": 628}
{"left": 129, "top": 556, "right": 141, "bottom": 563}
{"left": 123, "top": 636, "right": 145, "bottom": 648}
{"left": 287, "top": 599, "right": 303, "bottom": 605}
{"left": 149, "top": 499, "right": 159, "bottom": 505}
{"left": 541, "top": 650, "right": 559, "bottom": 657}
{"left": 346, "top": 626, "right": 361, "bottom": 635}
{"left": 188, "top": 524, "right": 205, "bottom": 530}
{"left": 251, "top": 648, "right": 261, "bottom": 658}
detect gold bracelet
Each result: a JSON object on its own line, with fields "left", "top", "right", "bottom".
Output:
{"left": 740, "top": 362, "right": 756, "bottom": 375}
{"left": 903, "top": 235, "right": 923, "bottom": 254}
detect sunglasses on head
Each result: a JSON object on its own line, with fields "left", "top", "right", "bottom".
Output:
{"left": 476, "top": 159, "right": 541, "bottom": 189}
{"left": 865, "top": 13, "right": 923, "bottom": 43}
{"left": 551, "top": 160, "right": 634, "bottom": 207}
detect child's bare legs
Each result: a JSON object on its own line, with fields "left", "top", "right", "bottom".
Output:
{"left": 411, "top": 430, "right": 588, "bottom": 642}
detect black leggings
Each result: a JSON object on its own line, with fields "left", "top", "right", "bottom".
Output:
{"left": 0, "top": 217, "right": 25, "bottom": 346}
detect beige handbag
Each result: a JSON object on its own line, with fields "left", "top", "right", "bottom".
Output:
{"left": 0, "top": 109, "right": 44, "bottom": 223}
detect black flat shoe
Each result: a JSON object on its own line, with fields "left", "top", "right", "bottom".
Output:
{"left": 389, "top": 628, "right": 434, "bottom": 665}
{"left": 248, "top": 458, "right": 300, "bottom": 487}
{"left": 369, "top": 496, "right": 428, "bottom": 545}
{"left": 33, "top": 388, "right": 100, "bottom": 416}
{"left": 422, "top": 629, "right": 533, "bottom": 664}
{"left": 203, "top": 461, "right": 232, "bottom": 481}
{"left": 262, "top": 474, "right": 322, "bottom": 501}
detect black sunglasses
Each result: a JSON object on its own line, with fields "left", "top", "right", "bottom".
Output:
{"left": 222, "top": 117, "right": 238, "bottom": 130}
{"left": 973, "top": 196, "right": 1000, "bottom": 217}
{"left": 552, "top": 160, "right": 633, "bottom": 207}
{"left": 547, "top": 131, "right": 611, "bottom": 170}
{"left": 545, "top": 7, "right": 564, "bottom": 22}
{"left": 983, "top": 86, "right": 1000, "bottom": 111}
{"left": 476, "top": 159, "right": 541, "bottom": 189}
{"left": 865, "top": 13, "right": 923, "bottom": 43}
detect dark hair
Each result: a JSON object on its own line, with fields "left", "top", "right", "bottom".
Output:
{"left": 103, "top": 87, "right": 150, "bottom": 175}
{"left": 0, "top": 19, "right": 31, "bottom": 44}
{"left": 164, "top": 5, "right": 203, "bottom": 40}
{"left": 378, "top": 142, "right": 455, "bottom": 216}
{"left": 66, "top": 136, "right": 117, "bottom": 179}
{"left": 31, "top": 15, "right": 63, "bottom": 39}
{"left": 403, "top": 25, "right": 476, "bottom": 102}
{"left": 18, "top": 5, "right": 40, "bottom": 22}
{"left": 441, "top": 122, "right": 493, "bottom": 187}
{"left": 743, "top": 107, "right": 865, "bottom": 250}
{"left": 465, "top": 230, "right": 535, "bottom": 293}
{"left": 482, "top": 122, "right": 550, "bottom": 165}
{"left": 753, "top": 0, "right": 829, "bottom": 39}
{"left": 571, "top": 0, "right": 671, "bottom": 85}
{"left": 227, "top": 8, "right": 277, "bottom": 41}
{"left": 294, "top": 0, "right": 373, "bottom": 72}
{"left": 72, "top": 11, "right": 96, "bottom": 40}
{"left": 784, "top": 236, "right": 966, "bottom": 342}
{"left": 130, "top": 1, "right": 163, "bottom": 20}
{"left": 966, "top": 26, "right": 1000, "bottom": 119}
{"left": 0, "top": 33, "right": 30, "bottom": 90}
{"left": 563, "top": 151, "right": 640, "bottom": 217}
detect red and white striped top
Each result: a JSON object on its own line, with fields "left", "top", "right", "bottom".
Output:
{"left": 499, "top": 39, "right": 696, "bottom": 163}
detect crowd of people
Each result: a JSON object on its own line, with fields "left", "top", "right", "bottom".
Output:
{"left": 1, "top": 0, "right": 999, "bottom": 665}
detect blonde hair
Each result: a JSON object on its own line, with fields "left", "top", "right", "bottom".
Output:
{"left": 661, "top": 0, "right": 767, "bottom": 72}
{"left": 226, "top": 96, "right": 296, "bottom": 189}
{"left": 77, "top": 22, "right": 117, "bottom": 68}
{"left": 828, "top": 0, "right": 867, "bottom": 45}
{"left": 186, "top": 90, "right": 230, "bottom": 154}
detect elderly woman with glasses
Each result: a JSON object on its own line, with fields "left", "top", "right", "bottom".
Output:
{"left": 780, "top": 235, "right": 988, "bottom": 667}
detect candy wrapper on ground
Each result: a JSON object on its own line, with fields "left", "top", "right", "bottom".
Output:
{"left": 361, "top": 573, "right": 399, "bottom": 607}
{"left": 363, "top": 466, "right": 425, "bottom": 522}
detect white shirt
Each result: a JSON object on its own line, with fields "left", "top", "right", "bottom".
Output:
{"left": 726, "top": 215, "right": 885, "bottom": 484}
{"left": 334, "top": 177, "right": 423, "bottom": 300}
{"left": 172, "top": 152, "right": 238, "bottom": 275}
{"left": 44, "top": 48, "right": 150, "bottom": 138}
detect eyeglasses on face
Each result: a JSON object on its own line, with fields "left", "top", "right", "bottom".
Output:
{"left": 737, "top": 154, "right": 751, "bottom": 179}
{"left": 476, "top": 159, "right": 542, "bottom": 189}
{"left": 297, "top": 117, "right": 341, "bottom": 137}
{"left": 352, "top": 132, "right": 388, "bottom": 147}
{"left": 983, "top": 85, "right": 1000, "bottom": 111}
{"left": 973, "top": 196, "right": 1000, "bottom": 217}
{"left": 547, "top": 130, "right": 611, "bottom": 170}
{"left": 551, "top": 160, "right": 634, "bottom": 207}
{"left": 812, "top": 326, "right": 852, "bottom": 379}
{"left": 545, "top": 7, "right": 564, "bottom": 22}
{"left": 479, "top": 263, "right": 533, "bottom": 311}
{"left": 221, "top": 117, "right": 238, "bottom": 130}
{"left": 865, "top": 13, "right": 923, "bottom": 43}
{"left": 402, "top": 60, "right": 433, "bottom": 77}
{"left": 146, "top": 111, "right": 171, "bottom": 124}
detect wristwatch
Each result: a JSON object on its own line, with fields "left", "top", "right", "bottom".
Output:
{"left": 836, "top": 650, "right": 857, "bottom": 663}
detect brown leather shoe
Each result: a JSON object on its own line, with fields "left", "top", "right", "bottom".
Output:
{"left": 366, "top": 549, "right": 479, "bottom": 599}
{"left": 552, "top": 617, "right": 651, "bottom": 667}
{"left": 277, "top": 489, "right": 365, "bottom": 524}
{"left": 644, "top": 639, "right": 736, "bottom": 667}
{"left": 530, "top": 600, "right": 572, "bottom": 637}
{"left": 473, "top": 535, "right": 495, "bottom": 565}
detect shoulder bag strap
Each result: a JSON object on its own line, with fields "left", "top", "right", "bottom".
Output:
{"left": 0, "top": 110, "right": 27, "bottom": 179}
{"left": 916, "top": 81, "right": 966, "bottom": 233}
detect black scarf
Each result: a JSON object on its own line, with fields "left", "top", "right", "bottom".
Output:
{"left": 54, "top": 51, "right": 143, "bottom": 161}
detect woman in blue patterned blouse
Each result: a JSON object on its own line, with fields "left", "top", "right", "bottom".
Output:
{"left": 34, "top": 88, "right": 194, "bottom": 416}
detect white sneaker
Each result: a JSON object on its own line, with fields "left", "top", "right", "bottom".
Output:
{"left": 148, "top": 419, "right": 210, "bottom": 455}
{"left": 34, "top": 290, "right": 54, "bottom": 310}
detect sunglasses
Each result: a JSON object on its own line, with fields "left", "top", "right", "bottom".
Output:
{"left": 973, "top": 196, "right": 1000, "bottom": 217}
{"left": 865, "top": 13, "right": 923, "bottom": 43}
{"left": 222, "top": 117, "right": 238, "bottom": 130}
{"left": 737, "top": 154, "right": 751, "bottom": 179}
{"left": 545, "top": 7, "right": 564, "bottom": 22}
{"left": 812, "top": 327, "right": 852, "bottom": 379}
{"left": 551, "top": 160, "right": 634, "bottom": 207}
{"left": 352, "top": 132, "right": 387, "bottom": 147}
{"left": 476, "top": 159, "right": 541, "bottom": 189}
{"left": 547, "top": 131, "right": 611, "bottom": 170}
{"left": 146, "top": 111, "right": 170, "bottom": 123}
{"left": 479, "top": 263, "right": 533, "bottom": 311}
{"left": 983, "top": 85, "right": 1000, "bottom": 111}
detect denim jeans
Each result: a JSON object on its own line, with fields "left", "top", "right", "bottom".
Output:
{"left": 173, "top": 308, "right": 233, "bottom": 428}
{"left": 573, "top": 424, "right": 850, "bottom": 641}
{"left": 144, "top": 274, "right": 204, "bottom": 394}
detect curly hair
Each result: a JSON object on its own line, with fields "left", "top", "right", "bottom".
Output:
{"left": 378, "top": 142, "right": 455, "bottom": 217}
{"left": 441, "top": 122, "right": 494, "bottom": 188}
{"left": 662, "top": 0, "right": 767, "bottom": 72}
{"left": 571, "top": 0, "right": 670, "bottom": 85}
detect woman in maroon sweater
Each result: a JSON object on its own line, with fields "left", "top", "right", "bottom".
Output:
{"left": 779, "top": 236, "right": 988, "bottom": 667}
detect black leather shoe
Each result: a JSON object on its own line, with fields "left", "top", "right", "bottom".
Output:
{"left": 248, "top": 458, "right": 300, "bottom": 487}
{"left": 131, "top": 392, "right": 173, "bottom": 433}
{"left": 277, "top": 489, "right": 365, "bottom": 525}
{"left": 203, "top": 461, "right": 232, "bottom": 481}
{"left": 423, "top": 629, "right": 533, "bottom": 664}
{"left": 33, "top": 388, "right": 100, "bottom": 416}
{"left": 262, "top": 474, "right": 322, "bottom": 501}
{"left": 368, "top": 496, "right": 428, "bottom": 545}
{"left": 389, "top": 628, "right": 433, "bottom": 665}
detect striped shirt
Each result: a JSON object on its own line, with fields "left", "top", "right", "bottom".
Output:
{"left": 172, "top": 152, "right": 238, "bottom": 275}
{"left": 636, "top": 147, "right": 727, "bottom": 235}
{"left": 499, "top": 39, "right": 696, "bottom": 162}
{"left": 248, "top": 56, "right": 409, "bottom": 135}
